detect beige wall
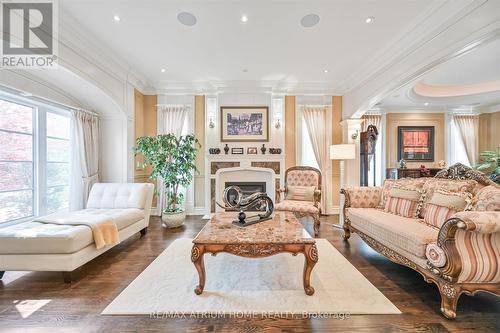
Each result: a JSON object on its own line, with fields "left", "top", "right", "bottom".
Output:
{"left": 284, "top": 96, "right": 296, "bottom": 170}
{"left": 194, "top": 95, "right": 205, "bottom": 208}
{"left": 134, "top": 90, "right": 158, "bottom": 206}
{"left": 386, "top": 113, "right": 445, "bottom": 168}
{"left": 479, "top": 111, "right": 500, "bottom": 153}
{"left": 331, "top": 96, "right": 342, "bottom": 208}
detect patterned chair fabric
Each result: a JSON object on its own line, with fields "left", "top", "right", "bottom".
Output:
{"left": 276, "top": 166, "right": 322, "bottom": 237}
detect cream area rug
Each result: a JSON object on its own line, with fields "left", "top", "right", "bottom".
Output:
{"left": 102, "top": 238, "right": 400, "bottom": 315}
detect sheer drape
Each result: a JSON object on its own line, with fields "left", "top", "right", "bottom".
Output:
{"left": 302, "top": 106, "right": 332, "bottom": 213}
{"left": 157, "top": 105, "right": 188, "bottom": 213}
{"left": 454, "top": 115, "right": 479, "bottom": 166}
{"left": 70, "top": 110, "right": 99, "bottom": 209}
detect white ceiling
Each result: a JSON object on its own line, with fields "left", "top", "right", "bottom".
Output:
{"left": 60, "top": 0, "right": 444, "bottom": 93}
{"left": 377, "top": 37, "right": 500, "bottom": 113}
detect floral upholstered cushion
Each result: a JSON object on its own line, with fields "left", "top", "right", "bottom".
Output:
{"left": 473, "top": 185, "right": 500, "bottom": 211}
{"left": 274, "top": 200, "right": 319, "bottom": 214}
{"left": 286, "top": 170, "right": 320, "bottom": 187}
{"left": 384, "top": 186, "right": 423, "bottom": 218}
{"left": 344, "top": 186, "right": 381, "bottom": 208}
{"left": 287, "top": 185, "right": 316, "bottom": 201}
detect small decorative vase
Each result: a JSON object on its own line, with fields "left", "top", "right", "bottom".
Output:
{"left": 261, "top": 144, "right": 266, "bottom": 154}
{"left": 399, "top": 159, "right": 407, "bottom": 169}
{"left": 224, "top": 144, "right": 229, "bottom": 155}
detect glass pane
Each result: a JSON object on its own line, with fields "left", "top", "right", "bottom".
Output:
{"left": 0, "top": 162, "right": 33, "bottom": 191}
{"left": 0, "top": 190, "right": 33, "bottom": 223}
{"left": 46, "top": 186, "right": 69, "bottom": 213}
{"left": 47, "top": 162, "right": 69, "bottom": 186}
{"left": 47, "top": 112, "right": 70, "bottom": 139}
{"left": 0, "top": 131, "right": 33, "bottom": 161}
{"left": 47, "top": 138, "right": 70, "bottom": 162}
{"left": 0, "top": 99, "right": 33, "bottom": 133}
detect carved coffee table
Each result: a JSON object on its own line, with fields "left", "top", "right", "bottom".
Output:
{"left": 191, "top": 212, "right": 318, "bottom": 295}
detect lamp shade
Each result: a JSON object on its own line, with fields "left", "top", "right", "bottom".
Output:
{"left": 330, "top": 144, "right": 356, "bottom": 160}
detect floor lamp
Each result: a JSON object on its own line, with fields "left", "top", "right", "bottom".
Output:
{"left": 330, "top": 144, "right": 356, "bottom": 229}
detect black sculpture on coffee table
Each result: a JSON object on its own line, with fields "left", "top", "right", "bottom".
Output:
{"left": 216, "top": 186, "right": 274, "bottom": 226}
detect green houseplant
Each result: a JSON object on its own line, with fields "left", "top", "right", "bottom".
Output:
{"left": 475, "top": 149, "right": 500, "bottom": 184}
{"left": 135, "top": 134, "right": 200, "bottom": 228}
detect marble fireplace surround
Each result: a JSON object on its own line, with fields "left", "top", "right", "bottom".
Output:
{"left": 214, "top": 167, "right": 275, "bottom": 212}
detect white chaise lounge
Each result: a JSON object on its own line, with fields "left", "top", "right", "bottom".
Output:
{"left": 0, "top": 183, "right": 154, "bottom": 282}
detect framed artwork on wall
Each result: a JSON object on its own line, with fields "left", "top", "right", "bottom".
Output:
{"left": 397, "top": 126, "right": 435, "bottom": 161}
{"left": 220, "top": 106, "right": 269, "bottom": 142}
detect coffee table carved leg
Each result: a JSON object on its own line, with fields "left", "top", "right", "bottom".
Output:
{"left": 191, "top": 244, "right": 205, "bottom": 295}
{"left": 303, "top": 243, "right": 318, "bottom": 296}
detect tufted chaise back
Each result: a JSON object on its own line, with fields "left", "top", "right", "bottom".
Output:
{"left": 86, "top": 183, "right": 154, "bottom": 210}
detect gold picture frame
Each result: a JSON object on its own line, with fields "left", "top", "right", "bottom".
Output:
{"left": 220, "top": 106, "right": 269, "bottom": 142}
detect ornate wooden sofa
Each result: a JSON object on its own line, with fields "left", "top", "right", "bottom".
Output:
{"left": 275, "top": 166, "right": 322, "bottom": 236}
{"left": 341, "top": 163, "right": 499, "bottom": 319}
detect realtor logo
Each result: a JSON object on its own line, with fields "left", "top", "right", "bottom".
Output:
{"left": 1, "top": 0, "right": 58, "bottom": 68}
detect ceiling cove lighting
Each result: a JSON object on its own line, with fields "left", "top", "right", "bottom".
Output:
{"left": 177, "top": 12, "right": 197, "bottom": 26}
{"left": 241, "top": 15, "right": 248, "bottom": 23}
{"left": 365, "top": 16, "right": 375, "bottom": 24}
{"left": 113, "top": 15, "right": 121, "bottom": 22}
{"left": 300, "top": 14, "right": 320, "bottom": 28}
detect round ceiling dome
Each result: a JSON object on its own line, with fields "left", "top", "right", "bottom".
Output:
{"left": 177, "top": 12, "right": 197, "bottom": 26}
{"left": 300, "top": 14, "right": 320, "bottom": 28}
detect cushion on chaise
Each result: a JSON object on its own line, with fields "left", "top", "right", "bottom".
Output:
{"left": 346, "top": 208, "right": 438, "bottom": 258}
{"left": 0, "top": 208, "right": 144, "bottom": 254}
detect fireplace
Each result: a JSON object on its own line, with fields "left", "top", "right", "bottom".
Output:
{"left": 214, "top": 167, "right": 275, "bottom": 213}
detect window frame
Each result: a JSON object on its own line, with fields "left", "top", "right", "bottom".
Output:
{"left": 0, "top": 92, "right": 72, "bottom": 225}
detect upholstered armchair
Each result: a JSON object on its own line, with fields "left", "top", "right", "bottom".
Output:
{"left": 275, "top": 166, "right": 322, "bottom": 236}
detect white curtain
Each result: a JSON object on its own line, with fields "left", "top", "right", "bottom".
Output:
{"left": 454, "top": 115, "right": 479, "bottom": 167}
{"left": 302, "top": 106, "right": 332, "bottom": 214}
{"left": 70, "top": 109, "right": 99, "bottom": 209}
{"left": 157, "top": 105, "right": 189, "bottom": 213}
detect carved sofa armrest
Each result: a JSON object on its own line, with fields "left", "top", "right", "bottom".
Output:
{"left": 340, "top": 186, "right": 382, "bottom": 209}
{"left": 313, "top": 190, "right": 321, "bottom": 208}
{"left": 427, "top": 211, "right": 500, "bottom": 284}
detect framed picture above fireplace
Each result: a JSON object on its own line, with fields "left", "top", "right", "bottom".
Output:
{"left": 397, "top": 126, "right": 434, "bottom": 161}
{"left": 221, "top": 106, "right": 269, "bottom": 142}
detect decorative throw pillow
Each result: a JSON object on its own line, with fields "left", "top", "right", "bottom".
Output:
{"left": 419, "top": 179, "right": 477, "bottom": 218}
{"left": 287, "top": 185, "right": 316, "bottom": 201}
{"left": 423, "top": 189, "right": 472, "bottom": 229}
{"left": 377, "top": 178, "right": 426, "bottom": 209}
{"left": 473, "top": 185, "right": 500, "bottom": 211}
{"left": 384, "top": 186, "right": 424, "bottom": 218}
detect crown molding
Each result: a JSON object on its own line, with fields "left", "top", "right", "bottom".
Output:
{"left": 343, "top": 0, "right": 500, "bottom": 119}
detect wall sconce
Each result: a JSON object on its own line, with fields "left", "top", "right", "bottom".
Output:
{"left": 351, "top": 130, "right": 359, "bottom": 140}
{"left": 275, "top": 118, "right": 281, "bottom": 129}
{"left": 208, "top": 118, "right": 215, "bottom": 129}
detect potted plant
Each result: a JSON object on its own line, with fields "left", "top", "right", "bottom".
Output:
{"left": 135, "top": 134, "right": 200, "bottom": 228}
{"left": 475, "top": 149, "right": 500, "bottom": 184}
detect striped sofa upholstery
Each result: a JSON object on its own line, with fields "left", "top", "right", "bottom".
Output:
{"left": 341, "top": 163, "right": 500, "bottom": 319}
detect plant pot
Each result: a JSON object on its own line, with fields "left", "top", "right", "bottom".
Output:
{"left": 161, "top": 210, "right": 186, "bottom": 228}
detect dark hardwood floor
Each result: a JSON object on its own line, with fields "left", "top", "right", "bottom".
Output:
{"left": 0, "top": 215, "right": 498, "bottom": 333}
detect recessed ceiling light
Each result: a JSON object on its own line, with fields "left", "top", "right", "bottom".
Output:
{"left": 241, "top": 15, "right": 248, "bottom": 23}
{"left": 300, "top": 14, "right": 320, "bottom": 28}
{"left": 242, "top": 69, "right": 248, "bottom": 73}
{"left": 113, "top": 15, "right": 121, "bottom": 22}
{"left": 161, "top": 68, "right": 166, "bottom": 73}
{"left": 424, "top": 102, "right": 429, "bottom": 106}
{"left": 365, "top": 16, "right": 375, "bottom": 24}
{"left": 323, "top": 69, "right": 329, "bottom": 73}
{"left": 177, "top": 12, "right": 197, "bottom": 26}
